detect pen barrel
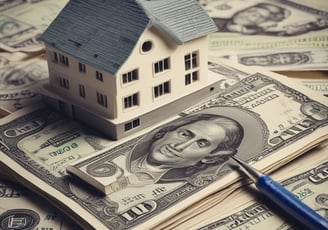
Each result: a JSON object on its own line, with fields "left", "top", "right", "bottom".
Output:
{"left": 256, "top": 175, "right": 328, "bottom": 230}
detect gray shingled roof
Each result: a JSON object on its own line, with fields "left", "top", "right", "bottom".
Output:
{"left": 137, "top": 0, "right": 217, "bottom": 45}
{"left": 41, "top": 0, "right": 217, "bottom": 75}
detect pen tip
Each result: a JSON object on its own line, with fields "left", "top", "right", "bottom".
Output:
{"left": 230, "top": 156, "right": 263, "bottom": 182}
{"left": 230, "top": 155, "right": 243, "bottom": 166}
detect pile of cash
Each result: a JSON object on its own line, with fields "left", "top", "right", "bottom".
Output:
{"left": 0, "top": 1, "right": 327, "bottom": 230}
{"left": 200, "top": 0, "right": 328, "bottom": 71}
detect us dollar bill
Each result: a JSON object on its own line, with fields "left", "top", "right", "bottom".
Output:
{"left": 0, "top": 104, "right": 115, "bottom": 177}
{"left": 154, "top": 140, "right": 328, "bottom": 229}
{"left": 0, "top": 0, "right": 24, "bottom": 12}
{"left": 197, "top": 160, "right": 328, "bottom": 230}
{"left": 65, "top": 59, "right": 328, "bottom": 229}
{"left": 0, "top": 58, "right": 325, "bottom": 229}
{"left": 0, "top": 56, "right": 49, "bottom": 113}
{"left": 0, "top": 0, "right": 67, "bottom": 52}
{"left": 0, "top": 178, "right": 78, "bottom": 230}
{"left": 215, "top": 48, "right": 328, "bottom": 71}
{"left": 294, "top": 78, "right": 328, "bottom": 97}
{"left": 199, "top": 0, "right": 328, "bottom": 52}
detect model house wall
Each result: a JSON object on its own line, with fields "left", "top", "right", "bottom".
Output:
{"left": 44, "top": 29, "right": 209, "bottom": 121}
{"left": 41, "top": 0, "right": 218, "bottom": 139}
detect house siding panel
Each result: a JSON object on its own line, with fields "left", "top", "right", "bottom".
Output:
{"left": 115, "top": 28, "right": 209, "bottom": 121}
{"left": 45, "top": 47, "right": 118, "bottom": 119}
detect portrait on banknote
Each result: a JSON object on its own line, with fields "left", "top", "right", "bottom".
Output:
{"left": 77, "top": 106, "right": 266, "bottom": 196}
{"left": 86, "top": 112, "right": 247, "bottom": 191}
{"left": 1, "top": 58, "right": 327, "bottom": 229}
{"left": 127, "top": 113, "right": 243, "bottom": 183}
{"left": 200, "top": 0, "right": 328, "bottom": 36}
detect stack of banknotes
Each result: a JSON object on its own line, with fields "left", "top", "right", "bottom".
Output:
{"left": 0, "top": 0, "right": 327, "bottom": 230}
{"left": 200, "top": 0, "right": 328, "bottom": 71}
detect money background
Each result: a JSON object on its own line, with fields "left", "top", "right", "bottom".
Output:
{"left": 0, "top": 1, "right": 327, "bottom": 230}
{"left": 193, "top": 142, "right": 328, "bottom": 230}
{"left": 0, "top": 57, "right": 327, "bottom": 229}
{"left": 200, "top": 0, "right": 328, "bottom": 71}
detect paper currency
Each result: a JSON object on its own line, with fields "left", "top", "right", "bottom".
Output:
{"left": 0, "top": 178, "right": 78, "bottom": 230}
{"left": 1, "top": 58, "right": 326, "bottom": 229}
{"left": 214, "top": 48, "right": 328, "bottom": 71}
{"left": 200, "top": 0, "right": 328, "bottom": 53}
{"left": 195, "top": 145, "right": 328, "bottom": 230}
{"left": 0, "top": 0, "right": 23, "bottom": 12}
{"left": 156, "top": 140, "right": 328, "bottom": 229}
{"left": 0, "top": 51, "right": 36, "bottom": 67}
{"left": 0, "top": 56, "right": 49, "bottom": 113}
{"left": 0, "top": 103, "right": 115, "bottom": 177}
{"left": 0, "top": 0, "right": 67, "bottom": 52}
{"left": 293, "top": 78, "right": 328, "bottom": 97}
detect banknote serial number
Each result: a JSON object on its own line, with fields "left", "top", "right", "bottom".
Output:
{"left": 120, "top": 186, "right": 168, "bottom": 205}
{"left": 294, "top": 187, "right": 314, "bottom": 200}
{"left": 49, "top": 143, "right": 78, "bottom": 157}
{"left": 121, "top": 194, "right": 146, "bottom": 206}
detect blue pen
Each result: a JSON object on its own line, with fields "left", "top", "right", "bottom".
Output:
{"left": 231, "top": 156, "right": 328, "bottom": 230}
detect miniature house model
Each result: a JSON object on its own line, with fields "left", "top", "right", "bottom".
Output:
{"left": 41, "top": 0, "right": 218, "bottom": 140}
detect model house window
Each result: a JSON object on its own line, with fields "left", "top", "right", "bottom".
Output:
{"left": 79, "top": 84, "right": 86, "bottom": 98}
{"left": 185, "top": 71, "right": 199, "bottom": 85}
{"left": 184, "top": 51, "right": 198, "bottom": 70}
{"left": 59, "top": 53, "right": 69, "bottom": 66}
{"left": 59, "top": 77, "right": 69, "bottom": 89}
{"left": 122, "top": 69, "right": 138, "bottom": 84}
{"left": 184, "top": 51, "right": 199, "bottom": 86}
{"left": 154, "top": 81, "right": 170, "bottom": 98}
{"left": 97, "top": 92, "right": 107, "bottom": 107}
{"left": 96, "top": 71, "right": 103, "bottom": 81}
{"left": 124, "top": 118, "right": 140, "bottom": 132}
{"left": 154, "top": 58, "right": 169, "bottom": 74}
{"left": 78, "top": 62, "right": 86, "bottom": 73}
{"left": 52, "top": 52, "right": 58, "bottom": 63}
{"left": 124, "top": 93, "right": 139, "bottom": 109}
{"left": 141, "top": 41, "right": 152, "bottom": 53}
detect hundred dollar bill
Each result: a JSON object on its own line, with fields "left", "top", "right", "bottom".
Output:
{"left": 65, "top": 58, "right": 328, "bottom": 229}
{"left": 0, "top": 0, "right": 67, "bottom": 52}
{"left": 0, "top": 58, "right": 324, "bottom": 229}
{"left": 199, "top": 0, "right": 328, "bottom": 52}
{"left": 0, "top": 104, "right": 115, "bottom": 177}
{"left": 0, "top": 51, "right": 36, "bottom": 68}
{"left": 0, "top": 56, "right": 49, "bottom": 113}
{"left": 0, "top": 0, "right": 23, "bottom": 12}
{"left": 214, "top": 48, "right": 328, "bottom": 71}
{"left": 294, "top": 78, "right": 328, "bottom": 97}
{"left": 0, "top": 178, "right": 78, "bottom": 230}
{"left": 197, "top": 158, "right": 328, "bottom": 230}
{"left": 155, "top": 139, "right": 328, "bottom": 229}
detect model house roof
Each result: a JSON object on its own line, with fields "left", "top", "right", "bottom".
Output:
{"left": 41, "top": 0, "right": 217, "bottom": 75}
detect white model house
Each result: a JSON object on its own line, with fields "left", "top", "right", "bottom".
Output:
{"left": 41, "top": 0, "right": 218, "bottom": 140}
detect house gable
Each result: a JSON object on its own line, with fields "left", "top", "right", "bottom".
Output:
{"left": 114, "top": 26, "right": 211, "bottom": 121}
